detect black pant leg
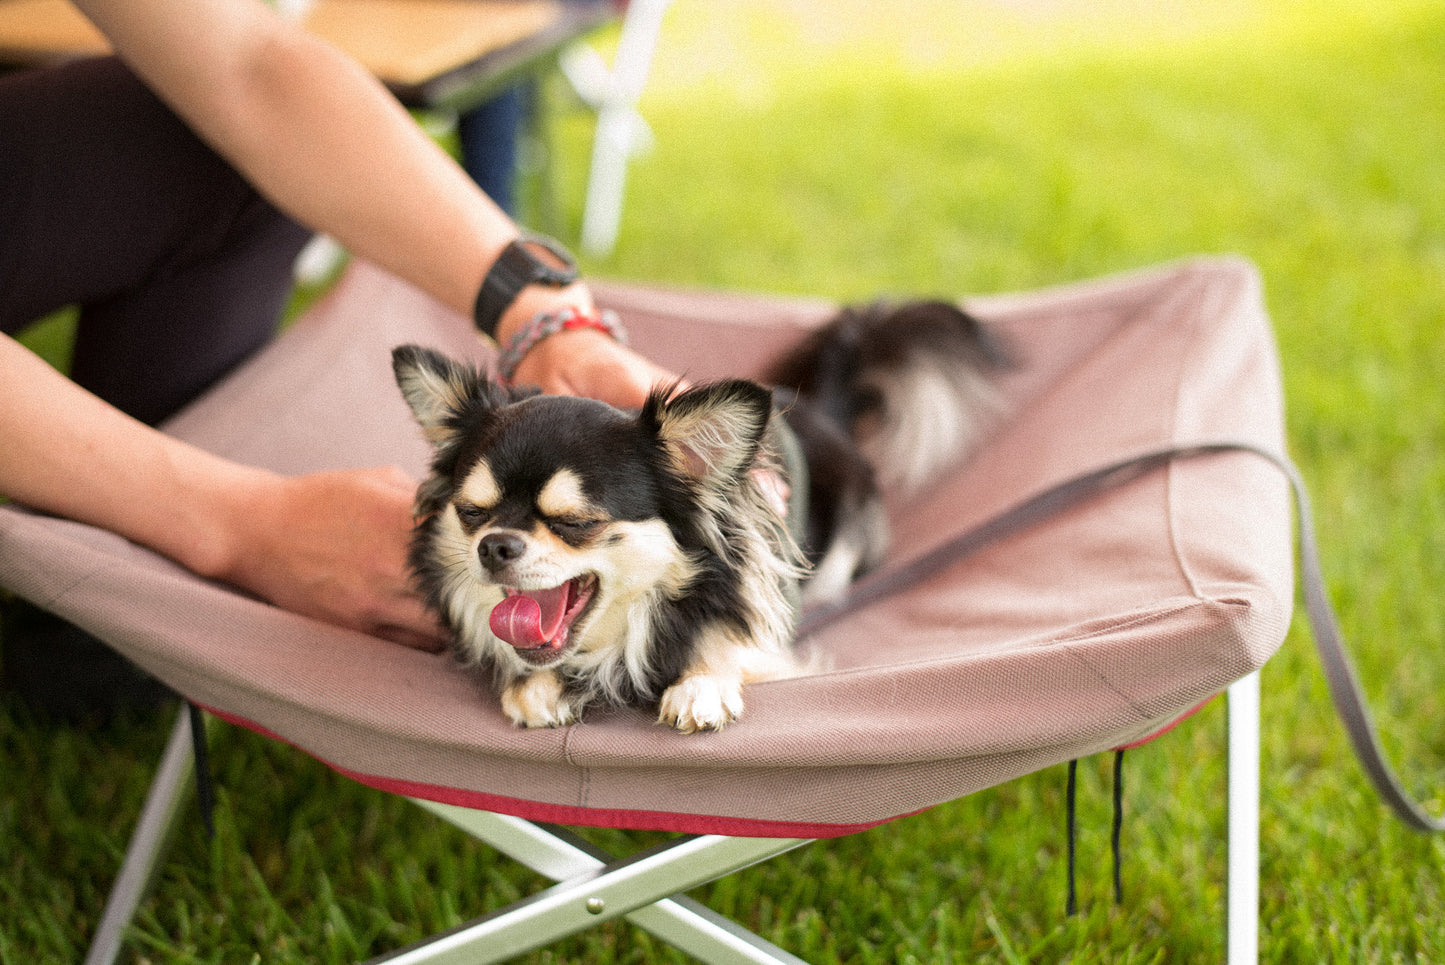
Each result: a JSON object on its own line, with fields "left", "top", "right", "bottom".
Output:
{"left": 0, "top": 56, "right": 309, "bottom": 425}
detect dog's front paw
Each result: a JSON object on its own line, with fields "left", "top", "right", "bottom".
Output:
{"left": 501, "top": 672, "right": 579, "bottom": 728}
{"left": 657, "top": 674, "right": 743, "bottom": 733}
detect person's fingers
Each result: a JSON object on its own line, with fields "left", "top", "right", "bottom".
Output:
{"left": 220, "top": 467, "right": 454, "bottom": 650}
{"left": 508, "top": 326, "right": 681, "bottom": 410}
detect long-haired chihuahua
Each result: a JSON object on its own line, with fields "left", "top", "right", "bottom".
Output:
{"left": 392, "top": 300, "right": 1009, "bottom": 732}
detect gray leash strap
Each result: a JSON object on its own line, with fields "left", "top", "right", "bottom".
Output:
{"left": 1281, "top": 453, "right": 1445, "bottom": 832}
{"left": 797, "top": 441, "right": 1445, "bottom": 832}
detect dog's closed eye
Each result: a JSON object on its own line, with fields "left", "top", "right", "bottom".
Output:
{"left": 545, "top": 517, "right": 605, "bottom": 543}
{"left": 454, "top": 504, "right": 493, "bottom": 531}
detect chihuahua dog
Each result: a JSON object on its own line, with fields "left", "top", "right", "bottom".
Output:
{"left": 392, "top": 300, "right": 1009, "bottom": 732}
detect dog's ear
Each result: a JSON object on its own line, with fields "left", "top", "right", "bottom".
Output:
{"left": 391, "top": 344, "right": 494, "bottom": 448}
{"left": 393, "top": 345, "right": 518, "bottom": 517}
{"left": 643, "top": 380, "right": 773, "bottom": 490}
{"left": 392, "top": 344, "right": 472, "bottom": 435}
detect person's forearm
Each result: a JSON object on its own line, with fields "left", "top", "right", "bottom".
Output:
{"left": 68, "top": 0, "right": 676, "bottom": 410}
{"left": 72, "top": 0, "right": 507, "bottom": 319}
{"left": 2, "top": 335, "right": 446, "bottom": 646}
{"left": 0, "top": 335, "right": 264, "bottom": 578}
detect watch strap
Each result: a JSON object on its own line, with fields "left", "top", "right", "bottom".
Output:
{"left": 472, "top": 234, "right": 580, "bottom": 338}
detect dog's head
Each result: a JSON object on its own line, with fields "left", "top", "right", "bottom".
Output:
{"left": 391, "top": 346, "right": 776, "bottom": 675}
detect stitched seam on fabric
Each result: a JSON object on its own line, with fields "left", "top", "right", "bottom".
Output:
{"left": 1042, "top": 599, "right": 1207, "bottom": 646}
{"left": 1059, "top": 645, "right": 1150, "bottom": 720}
{"left": 1164, "top": 263, "right": 1212, "bottom": 601}
{"left": 0, "top": 518, "right": 113, "bottom": 611}
{"left": 1060, "top": 597, "right": 1254, "bottom": 723}
{"left": 990, "top": 262, "right": 1207, "bottom": 474}
{"left": 560, "top": 724, "right": 591, "bottom": 807}
{"left": 24, "top": 571, "right": 99, "bottom": 613}
{"left": 1164, "top": 260, "right": 1248, "bottom": 602}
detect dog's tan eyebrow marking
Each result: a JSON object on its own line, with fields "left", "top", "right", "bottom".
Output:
{"left": 536, "top": 469, "right": 592, "bottom": 519}
{"left": 457, "top": 460, "right": 501, "bottom": 509}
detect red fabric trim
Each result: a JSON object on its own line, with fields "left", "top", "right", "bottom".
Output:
{"left": 199, "top": 705, "right": 912, "bottom": 839}
{"left": 197, "top": 694, "right": 1215, "bottom": 835}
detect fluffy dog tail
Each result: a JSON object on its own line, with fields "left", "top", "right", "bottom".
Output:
{"left": 769, "top": 300, "right": 1013, "bottom": 602}
{"left": 770, "top": 299, "right": 1013, "bottom": 495}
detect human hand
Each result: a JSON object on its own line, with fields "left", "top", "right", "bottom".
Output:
{"left": 507, "top": 325, "right": 680, "bottom": 411}
{"left": 496, "top": 283, "right": 681, "bottom": 411}
{"left": 214, "top": 465, "right": 447, "bottom": 652}
{"left": 502, "top": 316, "right": 788, "bottom": 514}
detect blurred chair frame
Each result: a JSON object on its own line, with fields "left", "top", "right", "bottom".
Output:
{"left": 80, "top": 674, "right": 1260, "bottom": 964}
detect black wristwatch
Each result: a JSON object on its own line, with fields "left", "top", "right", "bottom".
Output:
{"left": 472, "top": 233, "right": 580, "bottom": 338}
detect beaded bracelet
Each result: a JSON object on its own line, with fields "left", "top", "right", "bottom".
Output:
{"left": 496, "top": 306, "right": 629, "bottom": 384}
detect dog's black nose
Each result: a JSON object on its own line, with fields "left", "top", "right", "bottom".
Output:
{"left": 478, "top": 532, "right": 526, "bottom": 572}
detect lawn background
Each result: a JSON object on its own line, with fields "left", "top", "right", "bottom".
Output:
{"left": 4, "top": 0, "right": 1445, "bottom": 961}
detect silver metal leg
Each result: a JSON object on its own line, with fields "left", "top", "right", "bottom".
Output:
{"left": 408, "top": 801, "right": 812, "bottom": 964}
{"left": 375, "top": 803, "right": 810, "bottom": 965}
{"left": 89, "top": 695, "right": 1252, "bottom": 964}
{"left": 1227, "top": 671, "right": 1261, "bottom": 965}
{"left": 85, "top": 706, "right": 198, "bottom": 965}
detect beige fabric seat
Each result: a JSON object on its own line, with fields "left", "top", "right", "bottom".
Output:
{"left": 0, "top": 256, "right": 1291, "bottom": 962}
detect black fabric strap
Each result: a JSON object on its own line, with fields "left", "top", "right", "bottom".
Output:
{"left": 798, "top": 441, "right": 1445, "bottom": 833}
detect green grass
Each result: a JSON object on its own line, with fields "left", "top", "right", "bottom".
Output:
{"left": 5, "top": 0, "right": 1445, "bottom": 961}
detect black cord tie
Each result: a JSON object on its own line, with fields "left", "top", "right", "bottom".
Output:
{"left": 1112, "top": 748, "right": 1126, "bottom": 905}
{"left": 1064, "top": 750, "right": 1127, "bottom": 916}
{"left": 1065, "top": 759, "right": 1079, "bottom": 916}
{"left": 188, "top": 702, "right": 216, "bottom": 839}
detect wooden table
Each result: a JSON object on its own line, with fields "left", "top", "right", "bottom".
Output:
{"left": 0, "top": 0, "right": 612, "bottom": 110}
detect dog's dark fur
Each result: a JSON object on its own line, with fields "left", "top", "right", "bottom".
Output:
{"left": 392, "top": 299, "right": 1009, "bottom": 731}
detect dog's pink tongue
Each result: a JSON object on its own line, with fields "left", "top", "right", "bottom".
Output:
{"left": 489, "top": 587, "right": 568, "bottom": 649}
